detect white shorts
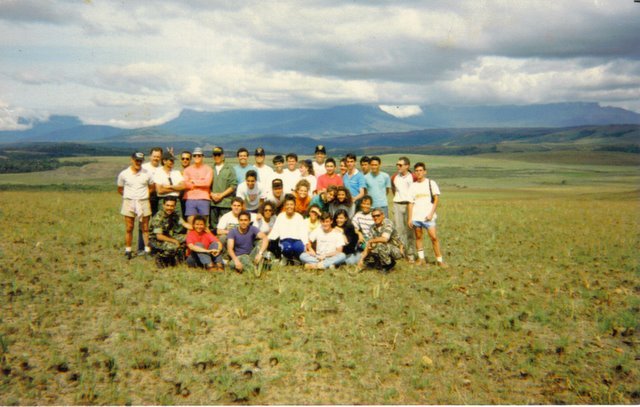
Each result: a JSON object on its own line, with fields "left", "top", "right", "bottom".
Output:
{"left": 121, "top": 199, "right": 152, "bottom": 218}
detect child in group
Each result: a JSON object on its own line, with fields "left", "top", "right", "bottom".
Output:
{"left": 186, "top": 215, "right": 223, "bottom": 271}
{"left": 299, "top": 159, "right": 317, "bottom": 196}
{"left": 301, "top": 212, "right": 346, "bottom": 270}
{"left": 329, "top": 186, "right": 354, "bottom": 218}
{"left": 407, "top": 162, "right": 446, "bottom": 267}
{"left": 236, "top": 170, "right": 263, "bottom": 213}
{"left": 305, "top": 204, "right": 322, "bottom": 235}
{"left": 351, "top": 195, "right": 375, "bottom": 249}
{"left": 333, "top": 209, "right": 361, "bottom": 265}
{"left": 293, "top": 179, "right": 311, "bottom": 215}
{"left": 310, "top": 184, "right": 336, "bottom": 213}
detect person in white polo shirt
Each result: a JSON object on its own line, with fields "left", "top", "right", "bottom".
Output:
{"left": 117, "top": 152, "right": 155, "bottom": 259}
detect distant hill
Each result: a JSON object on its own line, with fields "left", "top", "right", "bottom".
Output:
{"left": 0, "top": 125, "right": 637, "bottom": 158}
{"left": 0, "top": 102, "right": 639, "bottom": 146}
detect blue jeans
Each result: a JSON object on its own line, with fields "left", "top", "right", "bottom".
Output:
{"left": 344, "top": 252, "right": 361, "bottom": 265}
{"left": 300, "top": 252, "right": 347, "bottom": 268}
{"left": 279, "top": 238, "right": 305, "bottom": 260}
{"left": 187, "top": 242, "right": 222, "bottom": 268}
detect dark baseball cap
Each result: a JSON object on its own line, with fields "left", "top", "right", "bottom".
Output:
{"left": 315, "top": 144, "right": 326, "bottom": 154}
{"left": 131, "top": 152, "right": 145, "bottom": 160}
{"left": 272, "top": 178, "right": 283, "bottom": 188}
{"left": 255, "top": 147, "right": 265, "bottom": 156}
{"left": 212, "top": 146, "right": 224, "bottom": 155}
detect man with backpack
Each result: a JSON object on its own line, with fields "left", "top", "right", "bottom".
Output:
{"left": 407, "top": 162, "right": 447, "bottom": 268}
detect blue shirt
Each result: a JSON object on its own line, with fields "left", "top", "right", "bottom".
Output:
{"left": 234, "top": 164, "right": 258, "bottom": 184}
{"left": 364, "top": 171, "right": 391, "bottom": 208}
{"left": 343, "top": 170, "right": 366, "bottom": 199}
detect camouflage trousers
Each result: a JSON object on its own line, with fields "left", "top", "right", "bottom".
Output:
{"left": 364, "top": 242, "right": 403, "bottom": 268}
{"left": 150, "top": 235, "right": 186, "bottom": 259}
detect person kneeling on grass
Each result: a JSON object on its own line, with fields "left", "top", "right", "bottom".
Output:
{"left": 268, "top": 194, "right": 308, "bottom": 266}
{"left": 186, "top": 216, "right": 223, "bottom": 271}
{"left": 301, "top": 212, "right": 346, "bottom": 270}
{"left": 227, "top": 211, "right": 270, "bottom": 274}
{"left": 149, "top": 197, "right": 193, "bottom": 268}
{"left": 357, "top": 208, "right": 404, "bottom": 273}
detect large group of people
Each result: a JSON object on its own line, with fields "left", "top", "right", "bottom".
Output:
{"left": 116, "top": 144, "right": 447, "bottom": 274}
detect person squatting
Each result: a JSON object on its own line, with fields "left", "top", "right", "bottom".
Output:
{"left": 116, "top": 145, "right": 448, "bottom": 274}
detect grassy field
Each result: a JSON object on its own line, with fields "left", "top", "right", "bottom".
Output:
{"left": 0, "top": 152, "right": 638, "bottom": 404}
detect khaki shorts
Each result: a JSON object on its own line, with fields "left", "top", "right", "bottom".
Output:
{"left": 121, "top": 199, "right": 152, "bottom": 218}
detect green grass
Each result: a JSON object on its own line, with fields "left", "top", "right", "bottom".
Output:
{"left": 0, "top": 152, "right": 638, "bottom": 404}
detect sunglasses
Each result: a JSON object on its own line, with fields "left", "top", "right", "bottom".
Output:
{"left": 372, "top": 214, "right": 382, "bottom": 218}
{"left": 193, "top": 154, "right": 203, "bottom": 157}
{"left": 181, "top": 157, "right": 190, "bottom": 161}
{"left": 396, "top": 163, "right": 405, "bottom": 167}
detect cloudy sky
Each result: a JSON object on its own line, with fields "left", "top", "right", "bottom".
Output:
{"left": 1, "top": 0, "right": 639, "bottom": 130}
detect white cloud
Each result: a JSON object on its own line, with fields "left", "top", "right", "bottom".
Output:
{"left": 0, "top": 0, "right": 638, "bottom": 129}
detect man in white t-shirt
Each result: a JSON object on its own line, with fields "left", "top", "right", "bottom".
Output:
{"left": 312, "top": 144, "right": 327, "bottom": 177}
{"left": 407, "top": 162, "right": 446, "bottom": 268}
{"left": 153, "top": 152, "right": 185, "bottom": 201}
{"left": 138, "top": 146, "right": 163, "bottom": 253}
{"left": 281, "top": 153, "right": 302, "bottom": 193}
{"left": 117, "top": 152, "right": 155, "bottom": 259}
{"left": 268, "top": 194, "right": 308, "bottom": 264}
{"left": 300, "top": 212, "right": 346, "bottom": 269}
{"left": 391, "top": 156, "right": 416, "bottom": 262}
{"left": 235, "top": 170, "right": 263, "bottom": 212}
{"left": 254, "top": 147, "right": 274, "bottom": 193}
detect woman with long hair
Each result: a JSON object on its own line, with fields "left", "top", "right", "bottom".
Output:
{"left": 299, "top": 159, "right": 317, "bottom": 196}
{"left": 333, "top": 209, "right": 361, "bottom": 265}
{"left": 329, "top": 186, "right": 354, "bottom": 218}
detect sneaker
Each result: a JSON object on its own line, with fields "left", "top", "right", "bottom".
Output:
{"left": 416, "top": 258, "right": 426, "bottom": 266}
{"left": 436, "top": 261, "right": 449, "bottom": 269}
{"left": 125, "top": 251, "right": 133, "bottom": 260}
{"left": 279, "top": 258, "right": 288, "bottom": 267}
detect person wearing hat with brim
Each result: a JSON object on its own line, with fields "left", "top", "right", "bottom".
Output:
{"left": 183, "top": 147, "right": 213, "bottom": 226}
{"left": 117, "top": 152, "right": 155, "bottom": 259}
{"left": 263, "top": 178, "right": 286, "bottom": 212}
{"left": 210, "top": 146, "right": 238, "bottom": 231}
{"left": 313, "top": 145, "right": 327, "bottom": 177}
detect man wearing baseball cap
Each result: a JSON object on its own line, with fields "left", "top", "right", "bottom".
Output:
{"left": 210, "top": 146, "right": 238, "bottom": 231}
{"left": 313, "top": 145, "right": 327, "bottom": 177}
{"left": 117, "top": 152, "right": 155, "bottom": 259}
{"left": 254, "top": 147, "right": 274, "bottom": 194}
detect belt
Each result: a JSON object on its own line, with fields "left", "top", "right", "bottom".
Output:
{"left": 394, "top": 201, "right": 409, "bottom": 205}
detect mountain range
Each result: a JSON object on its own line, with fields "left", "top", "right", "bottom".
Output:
{"left": 0, "top": 103, "right": 639, "bottom": 154}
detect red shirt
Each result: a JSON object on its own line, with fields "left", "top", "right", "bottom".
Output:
{"left": 186, "top": 230, "right": 220, "bottom": 255}
{"left": 316, "top": 173, "right": 343, "bottom": 192}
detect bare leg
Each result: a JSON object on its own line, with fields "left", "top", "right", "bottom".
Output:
{"left": 140, "top": 216, "right": 150, "bottom": 248}
{"left": 124, "top": 216, "right": 135, "bottom": 247}
{"left": 426, "top": 226, "right": 442, "bottom": 261}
